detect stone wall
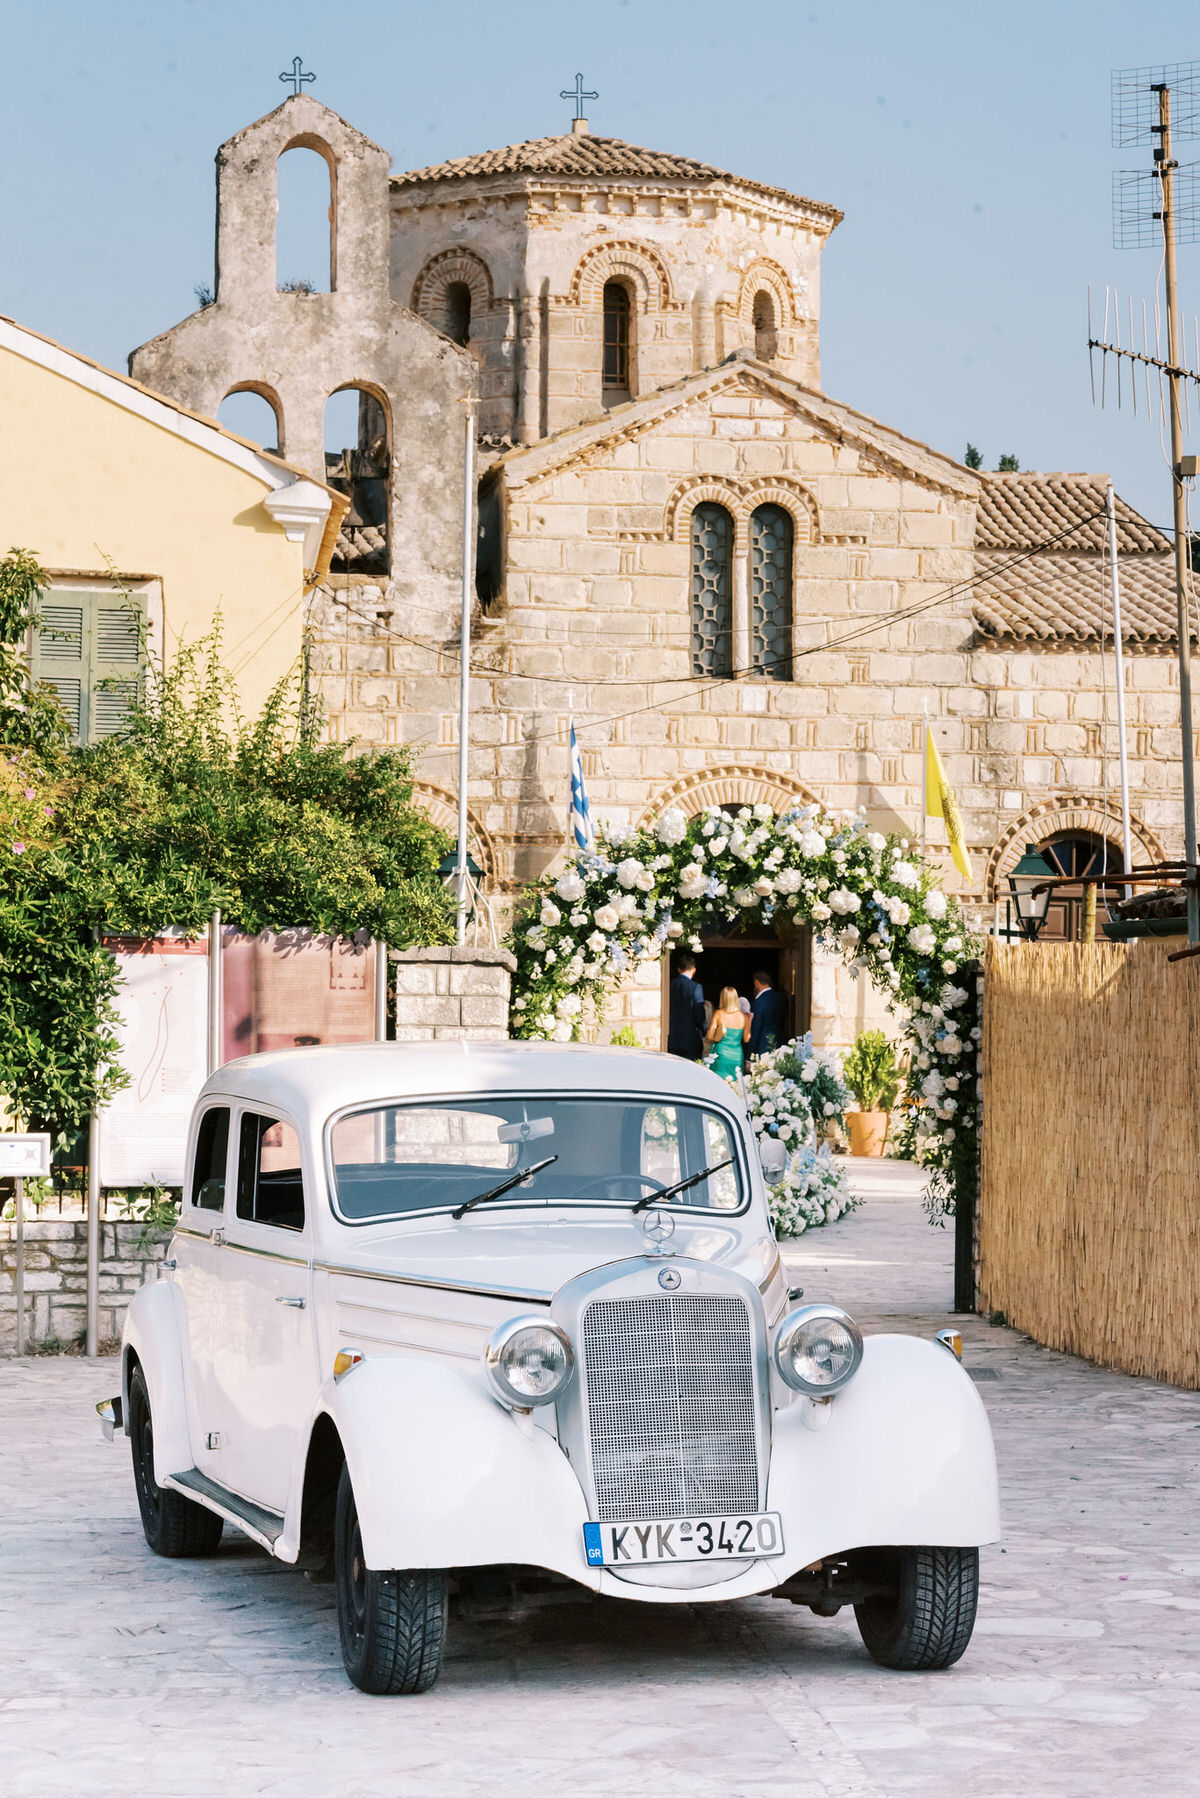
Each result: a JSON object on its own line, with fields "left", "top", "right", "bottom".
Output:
{"left": 391, "top": 945, "right": 516, "bottom": 1040}
{"left": 0, "top": 1219, "right": 168, "bottom": 1355}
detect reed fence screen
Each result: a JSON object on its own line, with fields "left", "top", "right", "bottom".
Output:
{"left": 981, "top": 936, "right": 1200, "bottom": 1388}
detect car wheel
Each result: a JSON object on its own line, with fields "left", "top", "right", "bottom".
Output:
{"left": 334, "top": 1463, "right": 448, "bottom": 1695}
{"left": 854, "top": 1546, "right": 978, "bottom": 1671}
{"left": 128, "top": 1364, "right": 224, "bottom": 1558}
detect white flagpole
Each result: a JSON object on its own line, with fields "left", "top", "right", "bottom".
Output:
{"left": 455, "top": 400, "right": 476, "bottom": 945}
{"left": 1106, "top": 483, "right": 1133, "bottom": 899}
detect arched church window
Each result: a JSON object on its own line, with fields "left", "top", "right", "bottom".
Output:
{"left": 603, "top": 280, "right": 632, "bottom": 397}
{"left": 324, "top": 386, "right": 390, "bottom": 576}
{"left": 690, "top": 503, "right": 733, "bottom": 678}
{"left": 444, "top": 281, "right": 472, "bottom": 346}
{"left": 1035, "top": 830, "right": 1119, "bottom": 941}
{"left": 750, "top": 504, "right": 793, "bottom": 679}
{"left": 218, "top": 387, "right": 282, "bottom": 455}
{"left": 276, "top": 145, "right": 334, "bottom": 293}
{"left": 752, "top": 291, "right": 778, "bottom": 361}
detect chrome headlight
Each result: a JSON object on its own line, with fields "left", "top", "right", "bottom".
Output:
{"left": 484, "top": 1315, "right": 574, "bottom": 1408}
{"left": 773, "top": 1304, "right": 863, "bottom": 1395}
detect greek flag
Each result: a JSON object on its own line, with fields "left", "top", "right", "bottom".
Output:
{"left": 569, "top": 718, "right": 593, "bottom": 850}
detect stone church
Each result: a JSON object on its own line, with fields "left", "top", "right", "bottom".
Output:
{"left": 130, "top": 92, "right": 1187, "bottom": 1045}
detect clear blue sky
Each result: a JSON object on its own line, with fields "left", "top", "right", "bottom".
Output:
{"left": 2, "top": 0, "right": 1196, "bottom": 526}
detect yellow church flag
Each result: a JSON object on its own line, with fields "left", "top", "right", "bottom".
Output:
{"left": 924, "top": 727, "right": 974, "bottom": 883}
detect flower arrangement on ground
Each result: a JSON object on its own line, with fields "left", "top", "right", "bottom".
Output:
{"left": 741, "top": 1034, "right": 857, "bottom": 1236}
{"left": 507, "top": 801, "right": 980, "bottom": 1220}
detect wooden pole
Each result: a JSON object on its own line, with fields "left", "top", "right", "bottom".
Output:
{"left": 1157, "top": 83, "right": 1200, "bottom": 942}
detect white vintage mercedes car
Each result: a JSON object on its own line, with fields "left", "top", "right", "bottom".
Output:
{"left": 101, "top": 1042, "right": 999, "bottom": 1695}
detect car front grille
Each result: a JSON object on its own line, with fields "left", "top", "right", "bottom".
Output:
{"left": 580, "top": 1293, "right": 760, "bottom": 1522}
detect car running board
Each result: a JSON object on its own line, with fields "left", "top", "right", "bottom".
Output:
{"left": 167, "top": 1467, "right": 286, "bottom": 1550}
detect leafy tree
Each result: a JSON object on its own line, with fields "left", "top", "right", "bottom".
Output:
{"left": 842, "top": 1029, "right": 901, "bottom": 1112}
{"left": 963, "top": 444, "right": 984, "bottom": 470}
{"left": 996, "top": 453, "right": 1020, "bottom": 472}
{"left": 0, "top": 550, "right": 453, "bottom": 1143}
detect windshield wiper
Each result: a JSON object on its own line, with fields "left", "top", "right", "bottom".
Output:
{"left": 630, "top": 1156, "right": 734, "bottom": 1214}
{"left": 452, "top": 1154, "right": 559, "bottom": 1220}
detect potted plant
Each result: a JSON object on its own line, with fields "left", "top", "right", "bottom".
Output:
{"left": 842, "top": 1029, "right": 900, "bottom": 1157}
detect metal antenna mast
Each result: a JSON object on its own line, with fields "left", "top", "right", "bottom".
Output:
{"left": 1094, "top": 65, "right": 1200, "bottom": 940}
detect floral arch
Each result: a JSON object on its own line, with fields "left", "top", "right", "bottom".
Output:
{"left": 508, "top": 801, "right": 979, "bottom": 1215}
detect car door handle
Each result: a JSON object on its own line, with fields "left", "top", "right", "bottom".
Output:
{"left": 276, "top": 1296, "right": 306, "bottom": 1309}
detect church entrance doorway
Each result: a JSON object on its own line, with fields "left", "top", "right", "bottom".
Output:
{"left": 661, "top": 923, "right": 811, "bottom": 1051}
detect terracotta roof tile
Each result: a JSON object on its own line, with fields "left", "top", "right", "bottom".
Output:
{"left": 390, "top": 133, "right": 841, "bottom": 217}
{"left": 977, "top": 471, "right": 1170, "bottom": 554}
{"left": 973, "top": 551, "right": 1179, "bottom": 645}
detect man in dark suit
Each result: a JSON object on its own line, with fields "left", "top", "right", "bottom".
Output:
{"left": 748, "top": 969, "right": 786, "bottom": 1059}
{"left": 667, "top": 954, "right": 707, "bottom": 1060}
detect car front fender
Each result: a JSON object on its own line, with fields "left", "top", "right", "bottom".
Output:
{"left": 318, "top": 1355, "right": 598, "bottom": 1584}
{"left": 765, "top": 1333, "right": 1001, "bottom": 1575}
{"left": 121, "top": 1278, "right": 193, "bottom": 1485}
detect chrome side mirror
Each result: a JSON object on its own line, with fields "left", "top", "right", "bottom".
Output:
{"left": 758, "top": 1136, "right": 788, "bottom": 1179}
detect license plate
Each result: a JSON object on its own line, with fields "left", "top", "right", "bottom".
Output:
{"left": 583, "top": 1511, "right": 784, "bottom": 1567}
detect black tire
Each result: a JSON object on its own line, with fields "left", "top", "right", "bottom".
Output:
{"left": 854, "top": 1546, "right": 979, "bottom": 1671}
{"left": 334, "top": 1463, "right": 448, "bottom": 1695}
{"left": 128, "top": 1363, "right": 224, "bottom": 1558}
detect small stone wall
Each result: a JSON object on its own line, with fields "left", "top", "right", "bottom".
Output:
{"left": 390, "top": 945, "right": 515, "bottom": 1040}
{"left": 0, "top": 1220, "right": 168, "bottom": 1355}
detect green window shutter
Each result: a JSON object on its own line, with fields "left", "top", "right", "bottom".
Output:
{"left": 90, "top": 599, "right": 143, "bottom": 738}
{"left": 30, "top": 589, "right": 144, "bottom": 744}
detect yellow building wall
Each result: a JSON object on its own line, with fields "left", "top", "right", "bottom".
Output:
{"left": 0, "top": 345, "right": 309, "bottom": 714}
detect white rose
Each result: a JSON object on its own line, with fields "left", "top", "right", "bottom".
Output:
{"left": 569, "top": 909, "right": 588, "bottom": 927}
{"left": 944, "top": 985, "right": 968, "bottom": 1008}
{"left": 617, "top": 857, "right": 643, "bottom": 890}
{"left": 753, "top": 876, "right": 774, "bottom": 897}
{"left": 774, "top": 867, "right": 804, "bottom": 894}
{"left": 908, "top": 924, "right": 937, "bottom": 954}
{"left": 656, "top": 807, "right": 688, "bottom": 846}
{"left": 558, "top": 994, "right": 582, "bottom": 1016}
{"left": 801, "top": 1059, "right": 819, "bottom": 1083}
{"left": 732, "top": 886, "right": 758, "bottom": 908}
{"left": 555, "top": 870, "right": 586, "bottom": 903}
{"left": 593, "top": 905, "right": 619, "bottom": 931}
{"left": 891, "top": 860, "right": 919, "bottom": 889}
{"left": 823, "top": 1101, "right": 836, "bottom": 1117}
{"left": 887, "top": 898, "right": 911, "bottom": 927}
{"left": 925, "top": 889, "right": 948, "bottom": 920}
{"left": 678, "top": 865, "right": 708, "bottom": 900}
{"left": 800, "top": 830, "right": 826, "bottom": 858}
{"left": 810, "top": 902, "right": 832, "bottom": 922}
{"left": 586, "top": 930, "right": 607, "bottom": 953}
{"left": 829, "top": 887, "right": 859, "bottom": 915}
{"left": 753, "top": 802, "right": 774, "bottom": 821}
{"left": 553, "top": 1021, "right": 573, "bottom": 1042}
{"left": 666, "top": 920, "right": 684, "bottom": 938}
{"left": 838, "top": 925, "right": 861, "bottom": 951}
{"left": 635, "top": 868, "right": 655, "bottom": 892}
{"left": 540, "top": 901, "right": 562, "bottom": 927}
{"left": 867, "top": 832, "right": 887, "bottom": 852}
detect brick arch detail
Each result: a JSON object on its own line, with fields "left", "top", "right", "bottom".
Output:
{"left": 222, "top": 380, "right": 285, "bottom": 450}
{"left": 641, "top": 764, "right": 822, "bottom": 824}
{"left": 665, "top": 475, "right": 821, "bottom": 549}
{"left": 410, "top": 781, "right": 496, "bottom": 879}
{"left": 411, "top": 248, "right": 495, "bottom": 324}
{"left": 736, "top": 258, "right": 797, "bottom": 328}
{"left": 569, "top": 239, "right": 677, "bottom": 311}
{"left": 986, "top": 795, "right": 1165, "bottom": 901}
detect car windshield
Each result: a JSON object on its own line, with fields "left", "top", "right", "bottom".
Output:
{"left": 327, "top": 1095, "right": 743, "bottom": 1222}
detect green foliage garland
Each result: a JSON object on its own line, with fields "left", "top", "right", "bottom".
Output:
{"left": 508, "top": 802, "right": 980, "bottom": 1218}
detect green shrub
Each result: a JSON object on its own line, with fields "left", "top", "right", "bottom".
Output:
{"left": 842, "top": 1029, "right": 901, "bottom": 1112}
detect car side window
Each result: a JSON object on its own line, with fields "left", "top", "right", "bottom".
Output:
{"left": 237, "top": 1113, "right": 305, "bottom": 1232}
{"left": 191, "top": 1107, "right": 230, "bottom": 1212}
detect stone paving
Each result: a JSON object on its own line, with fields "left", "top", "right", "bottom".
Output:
{"left": 1, "top": 1161, "right": 1197, "bottom": 1797}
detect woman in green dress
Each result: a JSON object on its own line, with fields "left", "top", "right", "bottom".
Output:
{"left": 704, "top": 984, "right": 751, "bottom": 1083}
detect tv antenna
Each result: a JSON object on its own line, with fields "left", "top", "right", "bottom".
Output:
{"left": 1088, "top": 64, "right": 1200, "bottom": 941}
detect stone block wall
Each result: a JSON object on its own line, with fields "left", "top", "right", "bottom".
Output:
{"left": 0, "top": 1220, "right": 168, "bottom": 1355}
{"left": 391, "top": 945, "right": 516, "bottom": 1040}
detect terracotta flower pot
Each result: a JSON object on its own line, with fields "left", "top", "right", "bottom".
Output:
{"left": 848, "top": 1109, "right": 888, "bottom": 1157}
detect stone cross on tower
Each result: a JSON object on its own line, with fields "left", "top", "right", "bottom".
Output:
{"left": 559, "top": 72, "right": 598, "bottom": 131}
{"left": 279, "top": 56, "right": 316, "bottom": 98}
